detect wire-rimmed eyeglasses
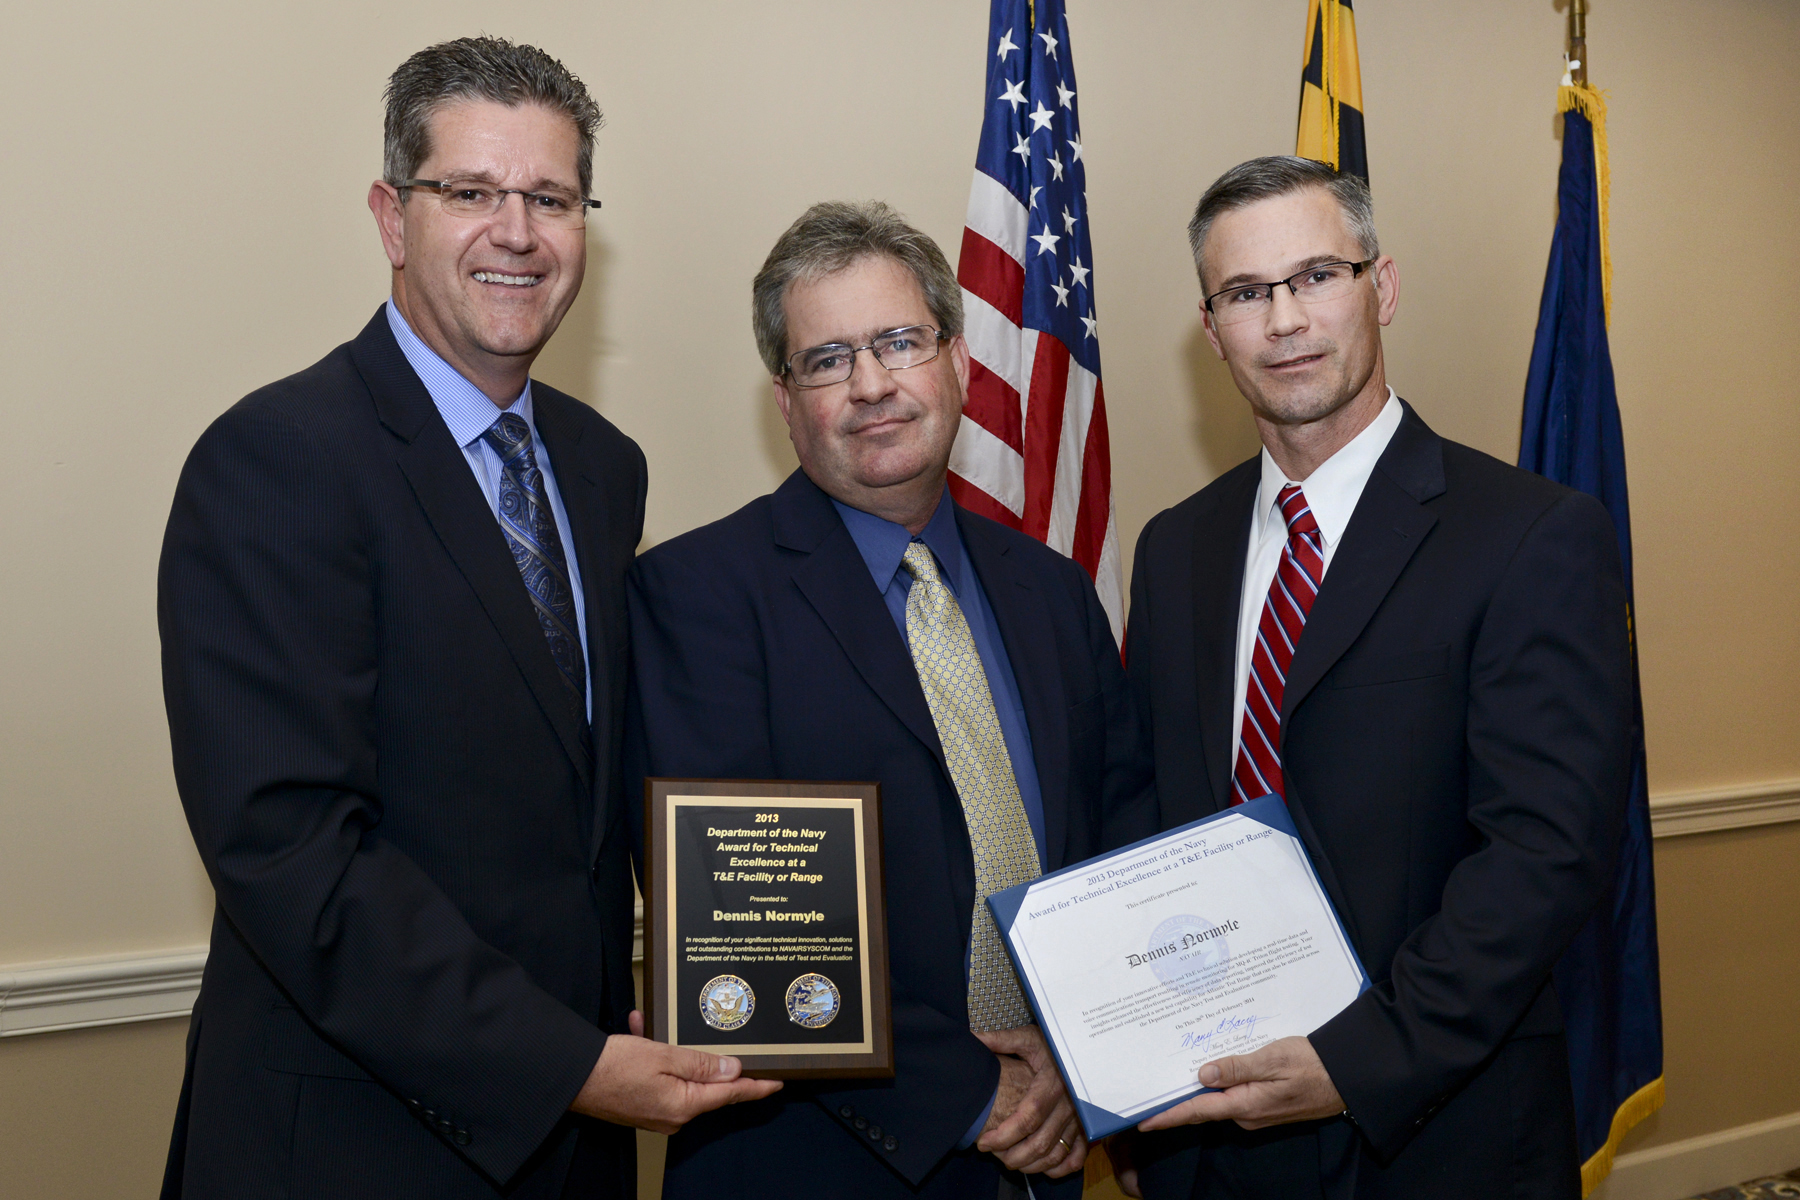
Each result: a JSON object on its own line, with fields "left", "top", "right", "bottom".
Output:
{"left": 783, "top": 326, "right": 950, "bottom": 389}
{"left": 397, "top": 178, "right": 601, "bottom": 228}
{"left": 1203, "top": 259, "right": 1375, "bottom": 326}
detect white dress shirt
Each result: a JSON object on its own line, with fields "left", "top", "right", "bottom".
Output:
{"left": 1230, "top": 391, "right": 1403, "bottom": 773}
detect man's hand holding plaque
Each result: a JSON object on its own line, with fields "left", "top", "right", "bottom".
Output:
{"left": 569, "top": 1010, "right": 783, "bottom": 1134}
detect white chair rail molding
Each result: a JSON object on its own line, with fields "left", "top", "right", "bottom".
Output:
{"left": 4, "top": 778, "right": 1793, "bottom": 1040}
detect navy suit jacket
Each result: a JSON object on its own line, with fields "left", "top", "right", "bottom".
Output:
{"left": 627, "top": 470, "right": 1155, "bottom": 1199}
{"left": 1124, "top": 403, "right": 1632, "bottom": 1200}
{"left": 158, "top": 309, "right": 645, "bottom": 1200}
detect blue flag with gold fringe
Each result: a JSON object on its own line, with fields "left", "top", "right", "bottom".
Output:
{"left": 1296, "top": 0, "right": 1367, "bottom": 183}
{"left": 1519, "top": 83, "right": 1665, "bottom": 1196}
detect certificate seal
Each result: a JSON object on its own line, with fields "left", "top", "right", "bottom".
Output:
{"left": 1148, "top": 914, "right": 1233, "bottom": 996}
{"left": 784, "top": 973, "right": 841, "bottom": 1028}
{"left": 698, "top": 975, "right": 755, "bottom": 1030}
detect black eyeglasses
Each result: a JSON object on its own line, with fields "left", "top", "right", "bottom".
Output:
{"left": 1203, "top": 259, "right": 1375, "bottom": 326}
{"left": 397, "top": 179, "right": 601, "bottom": 228}
{"left": 783, "top": 326, "right": 950, "bottom": 389}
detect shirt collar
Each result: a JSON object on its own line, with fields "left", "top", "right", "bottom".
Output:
{"left": 831, "top": 485, "right": 965, "bottom": 597}
{"left": 1256, "top": 388, "right": 1403, "bottom": 548}
{"left": 386, "top": 300, "right": 533, "bottom": 446}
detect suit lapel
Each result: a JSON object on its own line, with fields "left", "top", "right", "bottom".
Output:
{"left": 1192, "top": 462, "right": 1260, "bottom": 815}
{"left": 350, "top": 312, "right": 593, "bottom": 789}
{"left": 532, "top": 389, "right": 614, "bottom": 844}
{"left": 775, "top": 474, "right": 948, "bottom": 773}
{"left": 958, "top": 512, "right": 1071, "bottom": 869}
{"left": 1280, "top": 403, "right": 1444, "bottom": 727}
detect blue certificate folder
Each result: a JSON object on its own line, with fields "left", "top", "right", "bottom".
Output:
{"left": 986, "top": 796, "right": 1371, "bottom": 1140}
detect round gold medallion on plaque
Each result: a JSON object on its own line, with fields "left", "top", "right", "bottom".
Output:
{"left": 784, "top": 973, "right": 841, "bottom": 1029}
{"left": 698, "top": 975, "right": 755, "bottom": 1030}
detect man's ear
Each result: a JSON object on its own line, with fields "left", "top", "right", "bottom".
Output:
{"left": 948, "top": 333, "right": 971, "bottom": 396}
{"left": 1200, "top": 304, "right": 1225, "bottom": 360}
{"left": 1373, "top": 255, "right": 1400, "bottom": 327}
{"left": 368, "top": 181, "right": 407, "bottom": 270}
{"left": 771, "top": 374, "right": 794, "bottom": 428}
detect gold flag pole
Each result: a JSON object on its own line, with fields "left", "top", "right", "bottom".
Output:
{"left": 1569, "top": 0, "right": 1589, "bottom": 85}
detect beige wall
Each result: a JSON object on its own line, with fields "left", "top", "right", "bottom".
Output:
{"left": 2, "top": 0, "right": 1795, "bottom": 1194}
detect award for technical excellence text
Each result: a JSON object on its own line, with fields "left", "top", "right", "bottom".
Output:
{"left": 644, "top": 779, "right": 894, "bottom": 1078}
{"left": 987, "top": 795, "right": 1369, "bottom": 1138}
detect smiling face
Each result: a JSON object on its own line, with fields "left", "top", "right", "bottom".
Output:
{"left": 771, "top": 254, "right": 969, "bottom": 529}
{"left": 369, "top": 99, "right": 587, "bottom": 402}
{"left": 1198, "top": 186, "right": 1397, "bottom": 433}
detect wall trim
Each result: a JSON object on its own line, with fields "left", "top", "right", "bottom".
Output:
{"left": 0, "top": 948, "right": 208, "bottom": 1037}
{"left": 1591, "top": 1109, "right": 1800, "bottom": 1200}
{"left": 0, "top": 908, "right": 647, "bottom": 1038}
{"left": 3, "top": 777, "right": 1797, "bottom": 1041}
{"left": 1649, "top": 778, "right": 1800, "bottom": 839}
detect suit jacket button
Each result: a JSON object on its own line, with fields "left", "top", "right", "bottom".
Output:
{"left": 853, "top": 1116, "right": 867, "bottom": 1130}
{"left": 867, "top": 1124, "right": 882, "bottom": 1139}
{"left": 883, "top": 1136, "right": 897, "bottom": 1152}
{"left": 839, "top": 1105, "right": 854, "bottom": 1119}
{"left": 453, "top": 1130, "right": 472, "bottom": 1146}
{"left": 423, "top": 1109, "right": 439, "bottom": 1123}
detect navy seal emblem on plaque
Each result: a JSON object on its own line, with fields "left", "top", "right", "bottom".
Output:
{"left": 699, "top": 975, "right": 755, "bottom": 1030}
{"left": 785, "top": 973, "right": 841, "bottom": 1029}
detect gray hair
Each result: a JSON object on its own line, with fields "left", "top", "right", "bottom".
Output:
{"left": 383, "top": 37, "right": 604, "bottom": 198}
{"left": 1187, "top": 156, "right": 1379, "bottom": 290}
{"left": 752, "top": 200, "right": 965, "bottom": 375}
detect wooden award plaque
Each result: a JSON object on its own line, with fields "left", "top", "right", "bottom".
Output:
{"left": 643, "top": 779, "right": 893, "bottom": 1079}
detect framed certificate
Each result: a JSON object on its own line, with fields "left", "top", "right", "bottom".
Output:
{"left": 644, "top": 779, "right": 893, "bottom": 1079}
{"left": 987, "top": 796, "right": 1370, "bottom": 1139}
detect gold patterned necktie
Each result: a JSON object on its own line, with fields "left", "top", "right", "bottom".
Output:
{"left": 901, "top": 541, "right": 1039, "bottom": 1031}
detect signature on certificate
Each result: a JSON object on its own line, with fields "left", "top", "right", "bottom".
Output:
{"left": 1172, "top": 1012, "right": 1261, "bottom": 1057}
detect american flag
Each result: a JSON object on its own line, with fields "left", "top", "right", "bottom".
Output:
{"left": 951, "top": 0, "right": 1122, "bottom": 638}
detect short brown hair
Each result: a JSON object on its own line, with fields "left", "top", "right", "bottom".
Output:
{"left": 1187, "top": 156, "right": 1378, "bottom": 290}
{"left": 752, "top": 201, "right": 964, "bottom": 375}
{"left": 383, "top": 37, "right": 603, "bottom": 198}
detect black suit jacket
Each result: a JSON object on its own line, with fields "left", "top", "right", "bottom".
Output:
{"left": 626, "top": 470, "right": 1155, "bottom": 1199}
{"left": 1124, "top": 403, "right": 1632, "bottom": 1200}
{"left": 158, "top": 309, "right": 646, "bottom": 1200}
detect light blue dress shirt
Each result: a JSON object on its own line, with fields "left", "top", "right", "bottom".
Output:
{"left": 386, "top": 301, "right": 591, "bottom": 719}
{"left": 830, "top": 488, "right": 1047, "bottom": 1146}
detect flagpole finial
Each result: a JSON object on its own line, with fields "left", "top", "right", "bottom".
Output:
{"left": 1569, "top": 0, "right": 1589, "bottom": 85}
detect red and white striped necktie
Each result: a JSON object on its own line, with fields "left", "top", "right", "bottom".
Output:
{"left": 1232, "top": 484, "right": 1324, "bottom": 804}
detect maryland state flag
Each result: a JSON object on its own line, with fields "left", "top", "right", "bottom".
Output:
{"left": 1296, "top": 0, "right": 1367, "bottom": 183}
{"left": 1520, "top": 83, "right": 1665, "bottom": 1196}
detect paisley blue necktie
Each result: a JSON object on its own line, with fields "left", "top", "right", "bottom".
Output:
{"left": 481, "top": 413, "right": 586, "bottom": 704}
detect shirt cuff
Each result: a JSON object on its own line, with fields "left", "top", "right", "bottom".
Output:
{"left": 958, "top": 1088, "right": 998, "bottom": 1150}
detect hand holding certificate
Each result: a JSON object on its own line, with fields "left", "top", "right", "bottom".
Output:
{"left": 987, "top": 796, "right": 1369, "bottom": 1139}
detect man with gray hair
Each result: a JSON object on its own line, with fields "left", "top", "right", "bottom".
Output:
{"left": 626, "top": 200, "right": 1155, "bottom": 1198}
{"left": 1118, "top": 156, "right": 1631, "bottom": 1198}
{"left": 158, "top": 36, "right": 774, "bottom": 1200}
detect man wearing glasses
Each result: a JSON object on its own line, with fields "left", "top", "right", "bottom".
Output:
{"left": 158, "top": 37, "right": 773, "bottom": 1200}
{"left": 1117, "top": 157, "right": 1631, "bottom": 1198}
{"left": 626, "top": 201, "right": 1155, "bottom": 1198}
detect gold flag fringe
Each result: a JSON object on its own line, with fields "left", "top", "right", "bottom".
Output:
{"left": 1580, "top": 1075, "right": 1665, "bottom": 1196}
{"left": 1557, "top": 83, "right": 1613, "bottom": 328}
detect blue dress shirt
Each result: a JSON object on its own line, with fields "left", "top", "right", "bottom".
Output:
{"left": 386, "top": 302, "right": 591, "bottom": 719}
{"left": 830, "top": 488, "right": 1046, "bottom": 1145}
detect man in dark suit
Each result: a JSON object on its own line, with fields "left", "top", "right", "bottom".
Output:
{"left": 158, "top": 37, "right": 774, "bottom": 1200}
{"left": 1118, "top": 157, "right": 1633, "bottom": 1199}
{"left": 627, "top": 200, "right": 1155, "bottom": 1198}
